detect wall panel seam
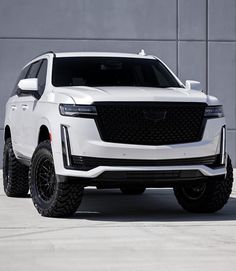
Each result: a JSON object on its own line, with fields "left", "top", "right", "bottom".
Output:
{"left": 176, "top": 0, "right": 179, "bottom": 76}
{"left": 0, "top": 38, "right": 235, "bottom": 42}
{"left": 206, "top": 0, "right": 209, "bottom": 94}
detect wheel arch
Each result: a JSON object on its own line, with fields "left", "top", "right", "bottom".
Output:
{"left": 38, "top": 125, "right": 51, "bottom": 144}
{"left": 4, "top": 125, "right": 11, "bottom": 141}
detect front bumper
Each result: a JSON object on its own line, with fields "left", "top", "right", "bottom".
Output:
{"left": 51, "top": 112, "right": 226, "bottom": 183}
{"left": 55, "top": 164, "right": 226, "bottom": 180}
{"left": 56, "top": 167, "right": 226, "bottom": 187}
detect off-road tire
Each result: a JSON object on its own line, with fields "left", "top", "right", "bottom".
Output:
{"left": 174, "top": 155, "right": 233, "bottom": 213}
{"left": 3, "top": 138, "right": 29, "bottom": 197}
{"left": 29, "top": 140, "right": 84, "bottom": 217}
{"left": 120, "top": 187, "right": 146, "bottom": 195}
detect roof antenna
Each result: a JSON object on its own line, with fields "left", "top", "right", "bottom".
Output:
{"left": 138, "top": 49, "right": 146, "bottom": 56}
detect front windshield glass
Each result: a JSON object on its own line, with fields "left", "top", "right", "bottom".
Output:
{"left": 52, "top": 57, "right": 182, "bottom": 88}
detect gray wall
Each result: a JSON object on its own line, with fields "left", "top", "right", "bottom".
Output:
{"left": 0, "top": 0, "right": 235, "bottom": 166}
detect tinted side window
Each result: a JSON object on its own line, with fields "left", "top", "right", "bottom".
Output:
{"left": 11, "top": 65, "right": 30, "bottom": 97}
{"left": 26, "top": 61, "right": 42, "bottom": 78}
{"left": 37, "top": 59, "right": 47, "bottom": 96}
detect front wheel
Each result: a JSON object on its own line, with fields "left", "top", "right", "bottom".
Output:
{"left": 174, "top": 155, "right": 233, "bottom": 213}
{"left": 29, "top": 140, "right": 84, "bottom": 217}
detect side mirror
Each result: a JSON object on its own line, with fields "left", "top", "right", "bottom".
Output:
{"left": 185, "top": 80, "right": 202, "bottom": 91}
{"left": 18, "top": 78, "right": 40, "bottom": 98}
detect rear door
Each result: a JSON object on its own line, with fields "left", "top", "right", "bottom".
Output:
{"left": 21, "top": 59, "right": 48, "bottom": 158}
{"left": 9, "top": 65, "right": 31, "bottom": 157}
{"left": 15, "top": 60, "right": 42, "bottom": 158}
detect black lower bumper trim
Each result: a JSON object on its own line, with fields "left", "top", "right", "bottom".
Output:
{"left": 56, "top": 170, "right": 225, "bottom": 188}
{"left": 66, "top": 154, "right": 221, "bottom": 171}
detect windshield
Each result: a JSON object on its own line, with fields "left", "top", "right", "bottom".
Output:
{"left": 52, "top": 57, "right": 182, "bottom": 88}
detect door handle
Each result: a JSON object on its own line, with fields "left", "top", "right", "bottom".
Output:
{"left": 21, "top": 104, "right": 29, "bottom": 111}
{"left": 11, "top": 104, "right": 17, "bottom": 111}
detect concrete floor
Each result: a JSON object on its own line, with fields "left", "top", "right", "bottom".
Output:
{"left": 0, "top": 171, "right": 236, "bottom": 271}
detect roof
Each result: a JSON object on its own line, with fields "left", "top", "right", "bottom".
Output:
{"left": 54, "top": 51, "right": 155, "bottom": 59}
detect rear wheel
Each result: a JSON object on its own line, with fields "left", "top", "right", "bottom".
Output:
{"left": 120, "top": 187, "right": 146, "bottom": 195}
{"left": 29, "top": 140, "right": 84, "bottom": 217}
{"left": 3, "top": 138, "right": 29, "bottom": 197}
{"left": 174, "top": 155, "right": 233, "bottom": 213}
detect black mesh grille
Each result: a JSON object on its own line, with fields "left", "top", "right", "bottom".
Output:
{"left": 95, "top": 102, "right": 206, "bottom": 145}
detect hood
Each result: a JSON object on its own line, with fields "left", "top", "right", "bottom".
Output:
{"left": 53, "top": 86, "right": 218, "bottom": 105}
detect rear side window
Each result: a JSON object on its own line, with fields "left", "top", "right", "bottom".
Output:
{"left": 14, "top": 59, "right": 48, "bottom": 97}
{"left": 37, "top": 59, "right": 47, "bottom": 96}
{"left": 11, "top": 65, "right": 30, "bottom": 97}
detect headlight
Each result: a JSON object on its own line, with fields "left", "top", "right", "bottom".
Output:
{"left": 204, "top": 105, "right": 224, "bottom": 118}
{"left": 59, "top": 104, "right": 97, "bottom": 118}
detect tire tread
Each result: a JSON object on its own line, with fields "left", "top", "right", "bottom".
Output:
{"left": 29, "top": 140, "right": 84, "bottom": 217}
{"left": 3, "top": 138, "right": 29, "bottom": 197}
{"left": 174, "top": 156, "right": 233, "bottom": 213}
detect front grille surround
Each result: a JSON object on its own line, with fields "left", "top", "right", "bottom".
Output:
{"left": 94, "top": 102, "right": 207, "bottom": 146}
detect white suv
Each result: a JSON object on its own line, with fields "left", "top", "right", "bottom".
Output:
{"left": 3, "top": 51, "right": 233, "bottom": 217}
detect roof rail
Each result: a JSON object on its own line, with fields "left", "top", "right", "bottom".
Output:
{"left": 34, "top": 51, "right": 56, "bottom": 59}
